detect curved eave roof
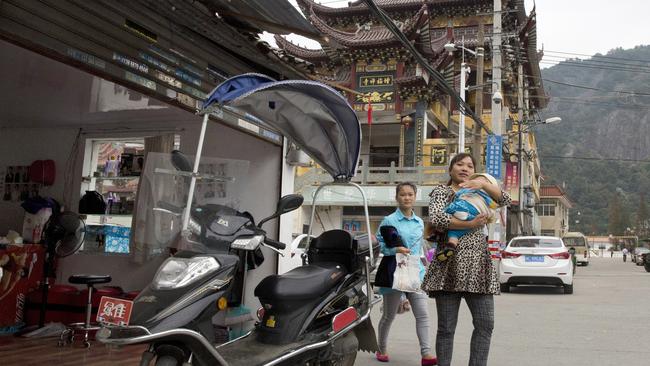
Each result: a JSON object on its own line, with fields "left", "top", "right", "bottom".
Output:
{"left": 307, "top": 4, "right": 428, "bottom": 49}
{"left": 519, "top": 7, "right": 548, "bottom": 108}
{"left": 199, "top": 0, "right": 320, "bottom": 38}
{"left": 274, "top": 35, "right": 330, "bottom": 63}
{"left": 298, "top": 0, "right": 492, "bottom": 18}
{"left": 297, "top": 0, "right": 425, "bottom": 17}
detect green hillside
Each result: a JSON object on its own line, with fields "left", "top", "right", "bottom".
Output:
{"left": 536, "top": 45, "right": 650, "bottom": 236}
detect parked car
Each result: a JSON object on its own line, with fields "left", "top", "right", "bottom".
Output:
{"left": 643, "top": 253, "right": 650, "bottom": 272}
{"left": 632, "top": 247, "right": 650, "bottom": 265}
{"left": 499, "top": 236, "right": 574, "bottom": 294}
{"left": 562, "top": 232, "right": 590, "bottom": 266}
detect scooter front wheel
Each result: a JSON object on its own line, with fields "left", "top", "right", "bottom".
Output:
{"left": 313, "top": 353, "right": 357, "bottom": 366}
{"left": 155, "top": 355, "right": 180, "bottom": 366}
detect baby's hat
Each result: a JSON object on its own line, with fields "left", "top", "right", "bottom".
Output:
{"left": 469, "top": 172, "right": 498, "bottom": 187}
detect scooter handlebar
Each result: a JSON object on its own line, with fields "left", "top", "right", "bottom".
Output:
{"left": 264, "top": 238, "right": 286, "bottom": 250}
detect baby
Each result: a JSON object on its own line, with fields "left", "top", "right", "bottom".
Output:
{"left": 437, "top": 173, "right": 499, "bottom": 261}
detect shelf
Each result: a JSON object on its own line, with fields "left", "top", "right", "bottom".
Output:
{"left": 82, "top": 176, "right": 140, "bottom": 181}
{"left": 85, "top": 214, "right": 133, "bottom": 217}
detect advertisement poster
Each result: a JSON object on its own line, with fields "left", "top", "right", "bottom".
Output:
{"left": 505, "top": 162, "right": 519, "bottom": 204}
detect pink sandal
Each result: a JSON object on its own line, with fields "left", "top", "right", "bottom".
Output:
{"left": 421, "top": 356, "right": 438, "bottom": 365}
{"left": 375, "top": 352, "right": 389, "bottom": 362}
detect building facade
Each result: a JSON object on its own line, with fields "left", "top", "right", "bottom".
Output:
{"left": 537, "top": 185, "right": 573, "bottom": 237}
{"left": 276, "top": 0, "right": 548, "bottom": 240}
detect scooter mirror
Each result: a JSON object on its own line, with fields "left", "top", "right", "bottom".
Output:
{"left": 276, "top": 194, "right": 304, "bottom": 215}
{"left": 171, "top": 150, "right": 193, "bottom": 172}
{"left": 258, "top": 194, "right": 304, "bottom": 228}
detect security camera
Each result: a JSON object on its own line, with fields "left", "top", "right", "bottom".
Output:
{"left": 492, "top": 90, "right": 503, "bottom": 104}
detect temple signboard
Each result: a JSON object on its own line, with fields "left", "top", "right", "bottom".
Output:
{"left": 354, "top": 60, "right": 397, "bottom": 114}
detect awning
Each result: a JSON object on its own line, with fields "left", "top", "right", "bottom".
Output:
{"left": 204, "top": 74, "right": 361, "bottom": 181}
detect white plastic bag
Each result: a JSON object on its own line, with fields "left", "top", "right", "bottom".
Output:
{"left": 392, "top": 253, "right": 422, "bottom": 293}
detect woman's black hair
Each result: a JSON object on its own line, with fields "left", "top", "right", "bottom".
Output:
{"left": 396, "top": 181, "right": 417, "bottom": 196}
{"left": 447, "top": 152, "right": 476, "bottom": 186}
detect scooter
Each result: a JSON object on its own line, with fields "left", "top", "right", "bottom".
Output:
{"left": 98, "top": 74, "right": 381, "bottom": 365}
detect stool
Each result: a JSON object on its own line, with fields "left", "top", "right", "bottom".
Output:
{"left": 58, "top": 274, "right": 112, "bottom": 347}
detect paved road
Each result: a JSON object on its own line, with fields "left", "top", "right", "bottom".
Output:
{"left": 356, "top": 257, "right": 650, "bottom": 365}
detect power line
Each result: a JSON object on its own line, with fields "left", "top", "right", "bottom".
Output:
{"left": 544, "top": 50, "right": 650, "bottom": 65}
{"left": 540, "top": 155, "right": 650, "bottom": 163}
{"left": 541, "top": 78, "right": 650, "bottom": 96}
{"left": 540, "top": 60, "right": 650, "bottom": 75}
{"left": 542, "top": 55, "right": 650, "bottom": 72}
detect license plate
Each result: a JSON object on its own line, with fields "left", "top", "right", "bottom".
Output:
{"left": 97, "top": 296, "right": 134, "bottom": 326}
{"left": 525, "top": 255, "right": 544, "bottom": 263}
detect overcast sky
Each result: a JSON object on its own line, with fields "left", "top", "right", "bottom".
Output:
{"left": 261, "top": 0, "right": 649, "bottom": 65}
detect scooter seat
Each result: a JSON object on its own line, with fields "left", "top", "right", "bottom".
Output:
{"left": 255, "top": 263, "right": 347, "bottom": 301}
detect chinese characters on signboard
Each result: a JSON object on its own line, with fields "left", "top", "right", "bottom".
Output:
{"left": 359, "top": 75, "right": 393, "bottom": 87}
{"left": 505, "top": 162, "right": 519, "bottom": 204}
{"left": 354, "top": 61, "right": 397, "bottom": 116}
{"left": 485, "top": 135, "right": 503, "bottom": 179}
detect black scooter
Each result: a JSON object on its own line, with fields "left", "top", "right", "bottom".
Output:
{"left": 99, "top": 73, "right": 382, "bottom": 365}
{"left": 99, "top": 193, "right": 379, "bottom": 366}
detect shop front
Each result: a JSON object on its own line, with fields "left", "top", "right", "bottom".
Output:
{"left": 0, "top": 0, "right": 311, "bottom": 339}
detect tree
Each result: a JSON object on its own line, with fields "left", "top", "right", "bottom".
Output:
{"left": 608, "top": 195, "right": 624, "bottom": 235}
{"left": 637, "top": 193, "right": 649, "bottom": 238}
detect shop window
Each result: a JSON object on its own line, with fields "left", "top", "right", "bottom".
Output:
{"left": 541, "top": 230, "right": 556, "bottom": 236}
{"left": 80, "top": 137, "right": 179, "bottom": 254}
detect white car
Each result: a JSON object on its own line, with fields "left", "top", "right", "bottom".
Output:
{"left": 499, "top": 236, "right": 574, "bottom": 294}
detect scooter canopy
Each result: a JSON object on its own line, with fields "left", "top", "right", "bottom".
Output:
{"left": 203, "top": 73, "right": 361, "bottom": 181}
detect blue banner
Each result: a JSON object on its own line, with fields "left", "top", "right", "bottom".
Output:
{"left": 486, "top": 135, "right": 503, "bottom": 179}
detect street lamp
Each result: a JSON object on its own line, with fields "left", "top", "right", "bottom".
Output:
{"left": 517, "top": 116, "right": 562, "bottom": 235}
{"left": 444, "top": 38, "right": 484, "bottom": 153}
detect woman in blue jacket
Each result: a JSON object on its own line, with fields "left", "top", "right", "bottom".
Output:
{"left": 375, "top": 182, "right": 437, "bottom": 365}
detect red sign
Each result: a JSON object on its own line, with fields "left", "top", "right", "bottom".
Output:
{"left": 505, "top": 162, "right": 519, "bottom": 204}
{"left": 97, "top": 296, "right": 133, "bottom": 326}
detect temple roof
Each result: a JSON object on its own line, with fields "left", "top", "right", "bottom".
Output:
{"left": 519, "top": 6, "right": 548, "bottom": 108}
{"left": 305, "top": 3, "right": 429, "bottom": 49}
{"left": 297, "top": 0, "right": 493, "bottom": 17}
{"left": 274, "top": 35, "right": 330, "bottom": 64}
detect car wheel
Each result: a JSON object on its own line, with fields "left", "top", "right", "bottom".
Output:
{"left": 583, "top": 262, "right": 589, "bottom": 267}
{"left": 500, "top": 284, "right": 510, "bottom": 293}
{"left": 563, "top": 284, "right": 573, "bottom": 294}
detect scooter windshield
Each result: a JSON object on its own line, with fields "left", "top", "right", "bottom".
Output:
{"left": 203, "top": 74, "right": 361, "bottom": 182}
{"left": 131, "top": 152, "right": 250, "bottom": 256}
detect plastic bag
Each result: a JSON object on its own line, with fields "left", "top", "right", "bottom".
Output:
{"left": 392, "top": 253, "right": 422, "bottom": 293}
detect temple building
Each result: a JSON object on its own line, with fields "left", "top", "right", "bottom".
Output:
{"left": 276, "top": 0, "right": 548, "bottom": 239}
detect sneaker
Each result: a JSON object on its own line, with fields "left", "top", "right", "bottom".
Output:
{"left": 421, "top": 356, "right": 438, "bottom": 365}
{"left": 436, "top": 247, "right": 455, "bottom": 262}
{"left": 375, "top": 352, "right": 389, "bottom": 362}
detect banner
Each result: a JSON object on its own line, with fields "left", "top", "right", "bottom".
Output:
{"left": 485, "top": 135, "right": 503, "bottom": 179}
{"left": 505, "top": 162, "right": 519, "bottom": 204}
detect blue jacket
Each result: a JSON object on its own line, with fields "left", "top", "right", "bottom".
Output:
{"left": 376, "top": 209, "right": 426, "bottom": 286}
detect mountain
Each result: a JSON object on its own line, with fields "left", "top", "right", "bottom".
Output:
{"left": 535, "top": 45, "right": 650, "bottom": 236}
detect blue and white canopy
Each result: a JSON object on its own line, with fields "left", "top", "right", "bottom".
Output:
{"left": 203, "top": 74, "right": 361, "bottom": 181}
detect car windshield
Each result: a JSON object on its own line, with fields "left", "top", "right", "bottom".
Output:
{"left": 563, "top": 237, "right": 587, "bottom": 247}
{"left": 635, "top": 247, "right": 650, "bottom": 254}
{"left": 510, "top": 238, "right": 563, "bottom": 248}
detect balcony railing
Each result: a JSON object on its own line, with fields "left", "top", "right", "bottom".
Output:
{"left": 295, "top": 161, "right": 449, "bottom": 189}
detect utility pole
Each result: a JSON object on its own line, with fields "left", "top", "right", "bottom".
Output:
{"left": 517, "top": 62, "right": 525, "bottom": 235}
{"left": 472, "top": 23, "right": 485, "bottom": 171}
{"left": 491, "top": 0, "right": 502, "bottom": 136}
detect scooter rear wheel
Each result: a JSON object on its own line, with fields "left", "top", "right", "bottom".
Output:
{"left": 155, "top": 355, "right": 179, "bottom": 366}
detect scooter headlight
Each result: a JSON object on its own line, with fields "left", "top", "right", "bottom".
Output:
{"left": 152, "top": 256, "right": 220, "bottom": 290}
